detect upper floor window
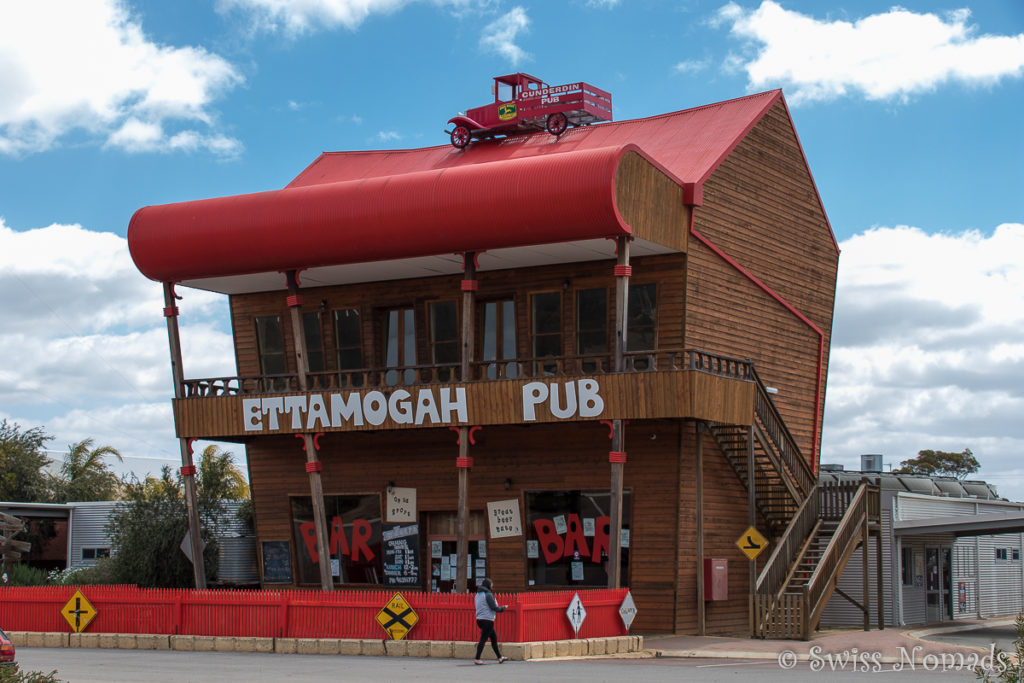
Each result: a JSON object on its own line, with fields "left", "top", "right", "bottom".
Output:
{"left": 333, "top": 308, "right": 363, "bottom": 387}
{"left": 429, "top": 301, "right": 459, "bottom": 364}
{"left": 531, "top": 292, "right": 561, "bottom": 374}
{"left": 255, "top": 316, "right": 287, "bottom": 376}
{"left": 303, "top": 312, "right": 325, "bottom": 373}
{"left": 576, "top": 288, "right": 608, "bottom": 355}
{"left": 482, "top": 299, "right": 517, "bottom": 379}
{"left": 627, "top": 284, "right": 657, "bottom": 351}
{"left": 385, "top": 307, "right": 416, "bottom": 385}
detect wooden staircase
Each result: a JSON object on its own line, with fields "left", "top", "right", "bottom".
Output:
{"left": 705, "top": 366, "right": 881, "bottom": 640}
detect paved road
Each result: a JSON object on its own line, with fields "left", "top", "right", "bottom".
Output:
{"left": 925, "top": 624, "right": 1017, "bottom": 653}
{"left": 14, "top": 648, "right": 995, "bottom": 682}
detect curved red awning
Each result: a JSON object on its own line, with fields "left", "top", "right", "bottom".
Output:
{"left": 129, "top": 145, "right": 647, "bottom": 283}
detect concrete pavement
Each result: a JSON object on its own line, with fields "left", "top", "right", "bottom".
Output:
{"left": 644, "top": 617, "right": 1017, "bottom": 665}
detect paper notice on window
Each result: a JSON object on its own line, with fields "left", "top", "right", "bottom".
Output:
{"left": 385, "top": 486, "right": 416, "bottom": 523}
{"left": 571, "top": 561, "right": 584, "bottom": 581}
{"left": 583, "top": 517, "right": 595, "bottom": 536}
{"left": 440, "top": 564, "right": 451, "bottom": 581}
{"left": 431, "top": 541, "right": 442, "bottom": 558}
{"left": 478, "top": 540, "right": 487, "bottom": 558}
{"left": 486, "top": 499, "right": 522, "bottom": 538}
{"left": 554, "top": 515, "right": 568, "bottom": 535}
{"left": 527, "top": 540, "right": 539, "bottom": 558}
{"left": 621, "top": 529, "right": 630, "bottom": 548}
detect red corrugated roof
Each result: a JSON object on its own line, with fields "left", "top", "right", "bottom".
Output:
{"left": 129, "top": 89, "right": 835, "bottom": 286}
{"left": 287, "top": 90, "right": 781, "bottom": 190}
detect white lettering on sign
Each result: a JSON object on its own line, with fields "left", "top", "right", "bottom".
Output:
{"left": 522, "top": 379, "right": 604, "bottom": 421}
{"left": 242, "top": 388, "right": 468, "bottom": 432}
{"left": 519, "top": 83, "right": 581, "bottom": 100}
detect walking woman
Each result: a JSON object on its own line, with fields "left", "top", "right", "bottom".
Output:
{"left": 474, "top": 578, "right": 509, "bottom": 664}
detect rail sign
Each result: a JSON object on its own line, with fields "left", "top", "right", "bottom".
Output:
{"left": 736, "top": 525, "right": 768, "bottom": 561}
{"left": 376, "top": 592, "right": 419, "bottom": 640}
{"left": 61, "top": 590, "right": 97, "bottom": 633}
{"left": 566, "top": 593, "right": 587, "bottom": 635}
{"left": 618, "top": 591, "right": 637, "bottom": 631}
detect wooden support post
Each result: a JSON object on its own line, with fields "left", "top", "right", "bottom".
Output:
{"left": 862, "top": 505, "right": 870, "bottom": 631}
{"left": 162, "top": 282, "right": 206, "bottom": 590}
{"left": 608, "top": 236, "right": 630, "bottom": 589}
{"left": 286, "top": 271, "right": 332, "bottom": 592}
{"left": 747, "top": 425, "right": 756, "bottom": 604}
{"left": 696, "top": 421, "right": 705, "bottom": 635}
{"left": 456, "top": 433, "right": 470, "bottom": 593}
{"left": 877, "top": 519, "right": 884, "bottom": 630}
{"left": 455, "top": 252, "right": 477, "bottom": 593}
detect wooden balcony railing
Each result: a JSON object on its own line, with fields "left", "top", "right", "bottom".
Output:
{"left": 180, "top": 348, "right": 754, "bottom": 398}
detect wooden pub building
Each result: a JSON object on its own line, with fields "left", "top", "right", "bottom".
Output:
{"left": 129, "top": 87, "right": 877, "bottom": 636}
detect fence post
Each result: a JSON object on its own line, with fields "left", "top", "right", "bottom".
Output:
{"left": 278, "top": 591, "right": 289, "bottom": 638}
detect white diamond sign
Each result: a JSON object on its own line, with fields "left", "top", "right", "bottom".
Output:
{"left": 566, "top": 593, "right": 587, "bottom": 635}
{"left": 619, "top": 590, "right": 637, "bottom": 631}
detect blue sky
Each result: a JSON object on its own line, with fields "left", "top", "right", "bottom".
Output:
{"left": 1, "top": 1, "right": 1022, "bottom": 496}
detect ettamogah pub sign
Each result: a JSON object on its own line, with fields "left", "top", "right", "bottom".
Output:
{"left": 242, "top": 379, "right": 605, "bottom": 433}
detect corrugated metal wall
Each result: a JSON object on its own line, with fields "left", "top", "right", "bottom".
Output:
{"left": 67, "top": 500, "right": 254, "bottom": 576}
{"left": 822, "top": 491, "right": 1024, "bottom": 626}
{"left": 820, "top": 509, "right": 896, "bottom": 626}
{"left": 975, "top": 533, "right": 1024, "bottom": 618}
{"left": 69, "top": 502, "right": 123, "bottom": 568}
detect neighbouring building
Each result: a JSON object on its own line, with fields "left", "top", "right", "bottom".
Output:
{"left": 128, "top": 83, "right": 858, "bottom": 634}
{"left": 819, "top": 467, "right": 1024, "bottom": 627}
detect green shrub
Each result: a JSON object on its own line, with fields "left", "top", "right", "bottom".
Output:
{"left": 0, "top": 665, "right": 63, "bottom": 683}
{"left": 3, "top": 563, "right": 51, "bottom": 586}
{"left": 47, "top": 559, "right": 116, "bottom": 586}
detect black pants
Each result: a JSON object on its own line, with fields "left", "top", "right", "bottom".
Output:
{"left": 475, "top": 618, "right": 501, "bottom": 659}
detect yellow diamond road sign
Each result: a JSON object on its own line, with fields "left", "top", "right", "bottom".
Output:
{"left": 736, "top": 525, "right": 768, "bottom": 560}
{"left": 61, "top": 589, "right": 97, "bottom": 633}
{"left": 376, "top": 592, "right": 418, "bottom": 640}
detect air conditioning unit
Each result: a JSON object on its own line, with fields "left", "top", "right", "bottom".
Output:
{"left": 860, "top": 454, "right": 883, "bottom": 472}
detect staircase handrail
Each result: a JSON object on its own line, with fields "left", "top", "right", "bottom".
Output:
{"left": 755, "top": 484, "right": 819, "bottom": 595}
{"left": 747, "top": 366, "right": 816, "bottom": 498}
{"left": 802, "top": 482, "right": 869, "bottom": 631}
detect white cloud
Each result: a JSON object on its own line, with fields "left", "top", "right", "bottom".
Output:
{"left": 0, "top": 218, "right": 236, "bottom": 475}
{"left": 674, "top": 58, "right": 711, "bottom": 74}
{"left": 219, "top": 0, "right": 482, "bottom": 35}
{"left": 377, "top": 130, "right": 402, "bottom": 141}
{"left": 715, "top": 2, "right": 1024, "bottom": 105}
{"left": 0, "top": 0, "right": 242, "bottom": 156}
{"left": 822, "top": 223, "right": 1024, "bottom": 499}
{"left": 480, "top": 6, "right": 530, "bottom": 66}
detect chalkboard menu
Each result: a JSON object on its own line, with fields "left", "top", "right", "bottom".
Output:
{"left": 382, "top": 523, "right": 420, "bottom": 586}
{"left": 261, "top": 540, "right": 292, "bottom": 584}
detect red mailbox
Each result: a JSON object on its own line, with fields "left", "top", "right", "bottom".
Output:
{"left": 703, "top": 558, "right": 728, "bottom": 601}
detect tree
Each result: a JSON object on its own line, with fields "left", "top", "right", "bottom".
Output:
{"left": 892, "top": 448, "right": 980, "bottom": 479}
{"left": 0, "top": 420, "right": 53, "bottom": 502}
{"left": 51, "top": 438, "right": 124, "bottom": 503}
{"left": 105, "top": 446, "right": 249, "bottom": 588}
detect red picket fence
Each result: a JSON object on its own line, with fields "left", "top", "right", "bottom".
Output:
{"left": 0, "top": 586, "right": 630, "bottom": 642}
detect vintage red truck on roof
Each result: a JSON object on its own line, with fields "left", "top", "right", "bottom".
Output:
{"left": 446, "top": 73, "right": 613, "bottom": 148}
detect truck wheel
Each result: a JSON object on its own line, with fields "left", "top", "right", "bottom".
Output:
{"left": 451, "top": 125, "right": 471, "bottom": 149}
{"left": 546, "top": 112, "right": 568, "bottom": 136}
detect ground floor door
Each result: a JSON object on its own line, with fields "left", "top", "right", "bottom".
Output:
{"left": 426, "top": 511, "right": 487, "bottom": 592}
{"left": 925, "top": 546, "right": 952, "bottom": 622}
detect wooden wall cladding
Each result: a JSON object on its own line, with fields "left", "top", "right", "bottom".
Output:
{"left": 616, "top": 150, "right": 689, "bottom": 252}
{"left": 688, "top": 99, "right": 839, "bottom": 465}
{"left": 172, "top": 370, "right": 754, "bottom": 439}
{"left": 228, "top": 254, "right": 685, "bottom": 380}
{"left": 246, "top": 418, "right": 756, "bottom": 633}
{"left": 674, "top": 425, "right": 771, "bottom": 634}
